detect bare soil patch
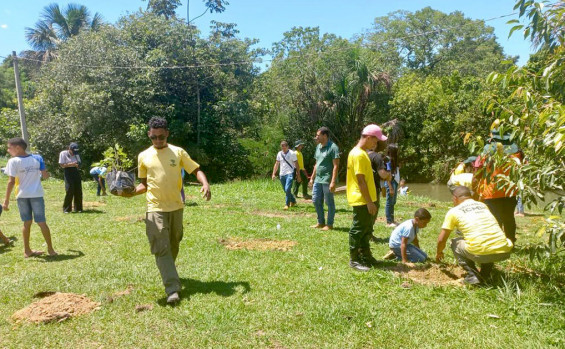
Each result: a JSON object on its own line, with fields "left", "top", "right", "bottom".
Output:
{"left": 115, "top": 215, "right": 145, "bottom": 223}
{"left": 219, "top": 237, "right": 297, "bottom": 252}
{"left": 83, "top": 201, "right": 106, "bottom": 208}
{"left": 12, "top": 292, "right": 100, "bottom": 323}
{"left": 386, "top": 263, "right": 465, "bottom": 287}
{"left": 403, "top": 201, "right": 437, "bottom": 208}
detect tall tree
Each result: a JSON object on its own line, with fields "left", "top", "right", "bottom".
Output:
{"left": 366, "top": 7, "right": 513, "bottom": 77}
{"left": 145, "top": 0, "right": 181, "bottom": 19}
{"left": 25, "top": 3, "right": 103, "bottom": 62}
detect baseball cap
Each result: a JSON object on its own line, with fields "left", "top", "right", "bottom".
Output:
{"left": 69, "top": 142, "right": 80, "bottom": 153}
{"left": 361, "top": 124, "right": 387, "bottom": 141}
{"left": 294, "top": 140, "right": 305, "bottom": 148}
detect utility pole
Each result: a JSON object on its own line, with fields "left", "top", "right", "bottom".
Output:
{"left": 12, "top": 51, "right": 30, "bottom": 143}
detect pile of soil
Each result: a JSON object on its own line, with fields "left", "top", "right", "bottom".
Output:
{"left": 219, "top": 238, "right": 297, "bottom": 252}
{"left": 12, "top": 292, "right": 101, "bottom": 323}
{"left": 386, "top": 263, "right": 465, "bottom": 287}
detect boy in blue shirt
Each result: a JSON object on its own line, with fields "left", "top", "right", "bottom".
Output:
{"left": 389, "top": 208, "right": 431, "bottom": 264}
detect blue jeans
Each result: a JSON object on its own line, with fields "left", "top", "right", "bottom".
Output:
{"left": 391, "top": 244, "right": 428, "bottom": 263}
{"left": 384, "top": 180, "right": 398, "bottom": 224}
{"left": 312, "top": 182, "right": 336, "bottom": 226}
{"left": 279, "top": 174, "right": 296, "bottom": 206}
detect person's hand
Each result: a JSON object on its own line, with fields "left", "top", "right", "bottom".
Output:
{"left": 308, "top": 179, "right": 313, "bottom": 188}
{"left": 296, "top": 174, "right": 301, "bottom": 183}
{"left": 435, "top": 251, "right": 444, "bottom": 262}
{"left": 2, "top": 200, "right": 9, "bottom": 211}
{"left": 403, "top": 261, "right": 415, "bottom": 268}
{"left": 367, "top": 201, "right": 377, "bottom": 215}
{"left": 329, "top": 181, "right": 336, "bottom": 193}
{"left": 272, "top": 174, "right": 276, "bottom": 181}
{"left": 200, "top": 184, "right": 211, "bottom": 201}
{"left": 389, "top": 187, "right": 394, "bottom": 196}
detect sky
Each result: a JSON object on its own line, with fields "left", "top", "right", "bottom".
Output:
{"left": 0, "top": 0, "right": 535, "bottom": 66}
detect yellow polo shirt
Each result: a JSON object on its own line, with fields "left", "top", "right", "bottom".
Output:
{"left": 442, "top": 199, "right": 513, "bottom": 255}
{"left": 346, "top": 146, "right": 376, "bottom": 206}
{"left": 138, "top": 144, "right": 199, "bottom": 212}
{"left": 295, "top": 150, "right": 305, "bottom": 170}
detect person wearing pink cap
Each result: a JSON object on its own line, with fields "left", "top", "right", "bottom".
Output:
{"left": 346, "top": 124, "right": 388, "bottom": 271}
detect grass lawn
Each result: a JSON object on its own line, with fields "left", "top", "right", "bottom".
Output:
{"left": 0, "top": 175, "right": 564, "bottom": 348}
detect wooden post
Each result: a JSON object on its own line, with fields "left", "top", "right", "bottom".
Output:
{"left": 12, "top": 51, "right": 30, "bottom": 143}
{"left": 197, "top": 85, "right": 201, "bottom": 145}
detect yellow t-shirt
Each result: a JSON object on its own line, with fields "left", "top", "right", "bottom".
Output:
{"left": 449, "top": 173, "right": 473, "bottom": 189}
{"left": 295, "top": 150, "right": 305, "bottom": 170}
{"left": 346, "top": 146, "right": 376, "bottom": 206}
{"left": 442, "top": 199, "right": 513, "bottom": 255}
{"left": 453, "top": 162, "right": 465, "bottom": 175}
{"left": 138, "top": 144, "right": 200, "bottom": 212}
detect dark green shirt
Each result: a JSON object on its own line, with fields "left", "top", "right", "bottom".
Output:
{"left": 314, "top": 140, "right": 340, "bottom": 184}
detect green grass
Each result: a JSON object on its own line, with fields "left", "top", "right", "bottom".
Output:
{"left": 0, "top": 176, "right": 564, "bottom": 348}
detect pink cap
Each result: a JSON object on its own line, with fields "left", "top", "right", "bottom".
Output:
{"left": 361, "top": 124, "right": 387, "bottom": 141}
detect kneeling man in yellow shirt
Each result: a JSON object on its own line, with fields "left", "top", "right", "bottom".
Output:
{"left": 436, "top": 186, "right": 513, "bottom": 285}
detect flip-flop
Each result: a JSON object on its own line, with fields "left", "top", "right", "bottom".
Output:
{"left": 24, "top": 250, "right": 45, "bottom": 258}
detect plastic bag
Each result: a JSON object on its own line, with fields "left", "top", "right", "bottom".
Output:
{"left": 107, "top": 170, "right": 136, "bottom": 196}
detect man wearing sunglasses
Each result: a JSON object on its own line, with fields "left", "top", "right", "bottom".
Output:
{"left": 124, "top": 117, "right": 211, "bottom": 304}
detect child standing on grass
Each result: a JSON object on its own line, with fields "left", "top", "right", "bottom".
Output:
{"left": 2, "top": 137, "right": 57, "bottom": 258}
{"left": 388, "top": 208, "right": 431, "bottom": 264}
{"left": 398, "top": 179, "right": 409, "bottom": 196}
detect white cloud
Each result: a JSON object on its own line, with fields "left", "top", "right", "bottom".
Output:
{"left": 0, "top": 24, "right": 7, "bottom": 29}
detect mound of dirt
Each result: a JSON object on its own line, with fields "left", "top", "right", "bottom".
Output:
{"left": 12, "top": 292, "right": 101, "bottom": 323}
{"left": 219, "top": 238, "right": 297, "bottom": 251}
{"left": 386, "top": 263, "right": 465, "bottom": 287}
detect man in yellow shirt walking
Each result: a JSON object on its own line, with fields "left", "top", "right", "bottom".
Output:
{"left": 436, "top": 186, "right": 513, "bottom": 285}
{"left": 346, "top": 124, "right": 388, "bottom": 271}
{"left": 124, "top": 117, "right": 211, "bottom": 303}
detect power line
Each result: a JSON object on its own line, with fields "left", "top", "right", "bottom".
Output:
{"left": 2, "top": 11, "right": 520, "bottom": 71}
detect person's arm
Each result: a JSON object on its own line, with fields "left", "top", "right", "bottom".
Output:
{"left": 98, "top": 176, "right": 104, "bottom": 186}
{"left": 123, "top": 178, "right": 147, "bottom": 197}
{"left": 272, "top": 161, "right": 280, "bottom": 180}
{"left": 41, "top": 170, "right": 49, "bottom": 180}
{"left": 356, "top": 174, "right": 377, "bottom": 215}
{"left": 378, "top": 169, "right": 391, "bottom": 181}
{"left": 400, "top": 237, "right": 412, "bottom": 265}
{"left": 413, "top": 235, "right": 420, "bottom": 248}
{"left": 3, "top": 176, "right": 16, "bottom": 211}
{"left": 435, "top": 228, "right": 452, "bottom": 262}
{"left": 194, "top": 168, "right": 211, "bottom": 201}
{"left": 294, "top": 161, "right": 301, "bottom": 182}
{"left": 330, "top": 158, "right": 339, "bottom": 192}
{"left": 60, "top": 161, "right": 78, "bottom": 168}
{"left": 309, "top": 163, "right": 317, "bottom": 186}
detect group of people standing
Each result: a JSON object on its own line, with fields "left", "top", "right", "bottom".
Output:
{"left": 272, "top": 124, "right": 516, "bottom": 285}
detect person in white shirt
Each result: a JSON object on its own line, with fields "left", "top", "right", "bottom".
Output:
{"left": 272, "top": 141, "right": 301, "bottom": 210}
{"left": 3, "top": 137, "right": 57, "bottom": 258}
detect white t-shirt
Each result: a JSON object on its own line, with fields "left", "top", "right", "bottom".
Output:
{"left": 5, "top": 154, "right": 46, "bottom": 198}
{"left": 58, "top": 150, "right": 81, "bottom": 166}
{"left": 276, "top": 150, "right": 297, "bottom": 176}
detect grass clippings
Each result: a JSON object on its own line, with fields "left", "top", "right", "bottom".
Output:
{"left": 387, "top": 263, "right": 465, "bottom": 287}
{"left": 12, "top": 293, "right": 101, "bottom": 324}
{"left": 219, "top": 237, "right": 297, "bottom": 252}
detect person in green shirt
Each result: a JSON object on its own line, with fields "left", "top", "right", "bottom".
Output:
{"left": 292, "top": 140, "right": 311, "bottom": 199}
{"left": 309, "top": 127, "right": 340, "bottom": 231}
{"left": 346, "top": 124, "right": 388, "bottom": 271}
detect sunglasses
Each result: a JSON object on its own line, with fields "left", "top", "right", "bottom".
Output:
{"left": 149, "top": 135, "right": 166, "bottom": 140}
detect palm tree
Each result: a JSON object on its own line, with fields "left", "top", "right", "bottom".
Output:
{"left": 25, "top": 3, "right": 103, "bottom": 62}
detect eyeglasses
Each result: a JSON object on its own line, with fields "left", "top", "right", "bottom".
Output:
{"left": 149, "top": 135, "right": 166, "bottom": 140}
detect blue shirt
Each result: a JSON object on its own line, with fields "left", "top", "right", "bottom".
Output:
{"left": 389, "top": 219, "right": 418, "bottom": 248}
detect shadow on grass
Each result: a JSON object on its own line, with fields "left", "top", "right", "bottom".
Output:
{"left": 157, "top": 278, "right": 251, "bottom": 306}
{"left": 36, "top": 249, "right": 85, "bottom": 262}
{"left": 77, "top": 209, "right": 104, "bottom": 214}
